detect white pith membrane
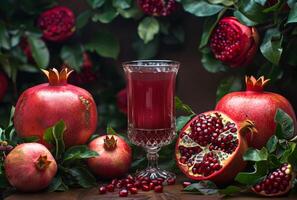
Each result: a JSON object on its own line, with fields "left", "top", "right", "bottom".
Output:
{"left": 252, "top": 163, "right": 293, "bottom": 196}
{"left": 177, "top": 112, "right": 239, "bottom": 178}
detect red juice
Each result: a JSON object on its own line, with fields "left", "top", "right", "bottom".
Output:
{"left": 126, "top": 70, "right": 177, "bottom": 147}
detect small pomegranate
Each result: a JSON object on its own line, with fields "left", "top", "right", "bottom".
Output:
{"left": 87, "top": 135, "right": 132, "bottom": 179}
{"left": 252, "top": 163, "right": 295, "bottom": 196}
{"left": 37, "top": 6, "right": 75, "bottom": 42}
{"left": 14, "top": 68, "right": 98, "bottom": 148}
{"left": 117, "top": 88, "right": 127, "bottom": 114}
{"left": 216, "top": 76, "right": 297, "bottom": 149}
{"left": 137, "top": 0, "right": 179, "bottom": 16}
{"left": 210, "top": 17, "right": 259, "bottom": 68}
{"left": 4, "top": 143, "right": 57, "bottom": 192}
{"left": 0, "top": 72, "right": 8, "bottom": 102}
{"left": 175, "top": 111, "right": 257, "bottom": 184}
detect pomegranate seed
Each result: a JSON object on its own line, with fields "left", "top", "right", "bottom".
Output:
{"left": 151, "top": 179, "right": 159, "bottom": 185}
{"left": 111, "top": 179, "right": 118, "bottom": 185}
{"left": 106, "top": 184, "right": 114, "bottom": 192}
{"left": 129, "top": 187, "right": 138, "bottom": 194}
{"left": 141, "top": 180, "right": 149, "bottom": 185}
{"left": 127, "top": 183, "right": 133, "bottom": 189}
{"left": 134, "top": 181, "right": 141, "bottom": 188}
{"left": 149, "top": 182, "right": 155, "bottom": 190}
{"left": 154, "top": 185, "right": 163, "bottom": 193}
{"left": 119, "top": 189, "right": 128, "bottom": 197}
{"left": 182, "top": 182, "right": 191, "bottom": 188}
{"left": 167, "top": 178, "right": 175, "bottom": 185}
{"left": 142, "top": 185, "right": 150, "bottom": 191}
{"left": 99, "top": 186, "right": 106, "bottom": 194}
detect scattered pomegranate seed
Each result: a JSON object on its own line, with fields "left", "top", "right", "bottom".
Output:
{"left": 151, "top": 179, "right": 159, "bottom": 186}
{"left": 182, "top": 181, "right": 192, "bottom": 188}
{"left": 154, "top": 185, "right": 163, "bottom": 193}
{"left": 134, "top": 180, "right": 141, "bottom": 188}
{"left": 99, "top": 186, "right": 106, "bottom": 194}
{"left": 129, "top": 187, "right": 138, "bottom": 194}
{"left": 149, "top": 182, "right": 155, "bottom": 190}
{"left": 167, "top": 178, "right": 176, "bottom": 185}
{"left": 106, "top": 184, "right": 114, "bottom": 192}
{"left": 142, "top": 184, "right": 150, "bottom": 191}
{"left": 119, "top": 189, "right": 128, "bottom": 197}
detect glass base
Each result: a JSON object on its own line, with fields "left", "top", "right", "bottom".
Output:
{"left": 136, "top": 167, "right": 176, "bottom": 183}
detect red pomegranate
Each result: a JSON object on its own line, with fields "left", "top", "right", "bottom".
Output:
{"left": 4, "top": 143, "right": 57, "bottom": 192}
{"left": 87, "top": 135, "right": 132, "bottom": 179}
{"left": 210, "top": 17, "right": 259, "bottom": 68}
{"left": 0, "top": 72, "right": 8, "bottom": 101}
{"left": 252, "top": 163, "right": 295, "bottom": 196}
{"left": 117, "top": 88, "right": 127, "bottom": 114}
{"left": 175, "top": 111, "right": 257, "bottom": 184}
{"left": 137, "top": 0, "right": 179, "bottom": 16}
{"left": 216, "top": 76, "right": 297, "bottom": 149}
{"left": 37, "top": 6, "right": 75, "bottom": 42}
{"left": 14, "top": 68, "right": 98, "bottom": 147}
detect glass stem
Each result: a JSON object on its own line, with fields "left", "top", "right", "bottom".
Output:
{"left": 147, "top": 148, "right": 160, "bottom": 169}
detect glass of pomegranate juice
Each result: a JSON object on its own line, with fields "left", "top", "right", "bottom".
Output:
{"left": 123, "top": 60, "right": 179, "bottom": 181}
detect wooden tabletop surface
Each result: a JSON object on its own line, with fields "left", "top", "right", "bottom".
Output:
{"left": 5, "top": 184, "right": 297, "bottom": 200}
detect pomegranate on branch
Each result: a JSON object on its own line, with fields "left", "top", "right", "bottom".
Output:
{"left": 216, "top": 76, "right": 297, "bottom": 149}
{"left": 37, "top": 6, "right": 75, "bottom": 42}
{"left": 14, "top": 68, "right": 98, "bottom": 148}
{"left": 4, "top": 143, "right": 57, "bottom": 192}
{"left": 210, "top": 17, "right": 259, "bottom": 68}
{"left": 137, "top": 0, "right": 179, "bottom": 16}
{"left": 175, "top": 111, "right": 257, "bottom": 184}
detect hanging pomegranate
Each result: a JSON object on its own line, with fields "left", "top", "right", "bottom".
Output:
{"left": 137, "top": 0, "right": 179, "bottom": 16}
{"left": 0, "top": 72, "right": 8, "bottom": 102}
{"left": 14, "top": 68, "right": 98, "bottom": 147}
{"left": 216, "top": 76, "right": 297, "bottom": 149}
{"left": 175, "top": 111, "right": 257, "bottom": 184}
{"left": 87, "top": 135, "right": 132, "bottom": 179}
{"left": 4, "top": 143, "right": 57, "bottom": 192}
{"left": 252, "top": 163, "right": 295, "bottom": 196}
{"left": 210, "top": 17, "right": 259, "bottom": 68}
{"left": 37, "top": 6, "right": 75, "bottom": 42}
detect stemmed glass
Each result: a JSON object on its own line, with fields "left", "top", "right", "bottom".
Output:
{"left": 123, "top": 60, "right": 179, "bottom": 181}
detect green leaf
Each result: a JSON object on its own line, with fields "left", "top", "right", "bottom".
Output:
{"left": 266, "top": 135, "right": 278, "bottom": 153}
{"left": 137, "top": 17, "right": 160, "bottom": 44}
{"left": 132, "top": 37, "right": 159, "bottom": 59}
{"left": 233, "top": 10, "right": 258, "bottom": 26}
{"left": 280, "top": 142, "right": 296, "bottom": 163}
{"left": 92, "top": 8, "right": 119, "bottom": 24}
{"left": 243, "top": 147, "right": 269, "bottom": 161}
{"left": 287, "top": 3, "right": 297, "bottom": 24}
{"left": 27, "top": 35, "right": 49, "bottom": 68}
{"left": 254, "top": 0, "right": 267, "bottom": 5}
{"left": 274, "top": 109, "right": 295, "bottom": 139}
{"left": 47, "top": 176, "right": 69, "bottom": 192}
{"left": 76, "top": 10, "right": 92, "bottom": 29}
{"left": 107, "top": 125, "right": 117, "bottom": 135}
{"left": 21, "top": 136, "right": 39, "bottom": 143}
{"left": 201, "top": 48, "right": 228, "bottom": 73}
{"left": 63, "top": 145, "right": 98, "bottom": 163}
{"left": 43, "top": 121, "right": 66, "bottom": 159}
{"left": 176, "top": 115, "right": 193, "bottom": 132}
{"left": 66, "top": 166, "right": 97, "bottom": 188}
{"left": 0, "top": 21, "right": 10, "bottom": 50}
{"left": 235, "top": 161, "right": 268, "bottom": 185}
{"left": 87, "top": 0, "right": 106, "bottom": 8}
{"left": 179, "top": 0, "right": 224, "bottom": 17}
{"left": 60, "top": 44, "right": 83, "bottom": 71}
{"left": 112, "top": 0, "right": 131, "bottom": 9}
{"left": 85, "top": 31, "right": 119, "bottom": 59}
{"left": 208, "top": 0, "right": 235, "bottom": 6}
{"left": 237, "top": 0, "right": 267, "bottom": 24}
{"left": 183, "top": 181, "right": 218, "bottom": 195}
{"left": 219, "top": 185, "right": 242, "bottom": 196}
{"left": 216, "top": 76, "right": 242, "bottom": 102}
{"left": 260, "top": 28, "right": 283, "bottom": 65}
{"left": 118, "top": 2, "right": 142, "bottom": 19}
{"left": 175, "top": 96, "right": 195, "bottom": 115}
{"left": 199, "top": 9, "right": 226, "bottom": 49}
{"left": 288, "top": 143, "right": 297, "bottom": 171}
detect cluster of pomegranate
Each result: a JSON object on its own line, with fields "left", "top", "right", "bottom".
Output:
{"left": 137, "top": 0, "right": 179, "bottom": 16}
{"left": 98, "top": 175, "right": 175, "bottom": 197}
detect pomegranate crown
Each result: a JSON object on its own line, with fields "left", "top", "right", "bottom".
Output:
{"left": 42, "top": 67, "right": 73, "bottom": 85}
{"left": 104, "top": 135, "right": 117, "bottom": 151}
{"left": 245, "top": 76, "right": 270, "bottom": 92}
{"left": 35, "top": 154, "right": 52, "bottom": 170}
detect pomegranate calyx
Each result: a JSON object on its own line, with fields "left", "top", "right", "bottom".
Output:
{"left": 35, "top": 154, "right": 51, "bottom": 170}
{"left": 103, "top": 135, "right": 117, "bottom": 151}
{"left": 42, "top": 67, "right": 73, "bottom": 85}
{"left": 245, "top": 76, "right": 270, "bottom": 92}
{"left": 239, "top": 120, "right": 258, "bottom": 136}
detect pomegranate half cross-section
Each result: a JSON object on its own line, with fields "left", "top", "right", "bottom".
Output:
{"left": 175, "top": 111, "right": 257, "bottom": 184}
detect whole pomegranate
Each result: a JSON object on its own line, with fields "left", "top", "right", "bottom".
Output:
{"left": 4, "top": 143, "right": 57, "bottom": 192}
{"left": 210, "top": 17, "right": 259, "bottom": 68}
{"left": 216, "top": 76, "right": 297, "bottom": 149}
{"left": 117, "top": 88, "right": 127, "bottom": 114}
{"left": 252, "top": 163, "right": 295, "bottom": 196}
{"left": 14, "top": 68, "right": 98, "bottom": 147}
{"left": 37, "top": 6, "right": 75, "bottom": 42}
{"left": 137, "top": 0, "right": 179, "bottom": 16}
{"left": 0, "top": 72, "right": 8, "bottom": 101}
{"left": 87, "top": 135, "right": 132, "bottom": 179}
{"left": 175, "top": 111, "right": 257, "bottom": 184}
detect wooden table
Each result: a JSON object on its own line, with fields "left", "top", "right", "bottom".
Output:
{"left": 5, "top": 184, "right": 297, "bottom": 200}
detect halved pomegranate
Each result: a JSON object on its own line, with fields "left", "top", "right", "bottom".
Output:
{"left": 252, "top": 163, "right": 295, "bottom": 197}
{"left": 175, "top": 111, "right": 257, "bottom": 184}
